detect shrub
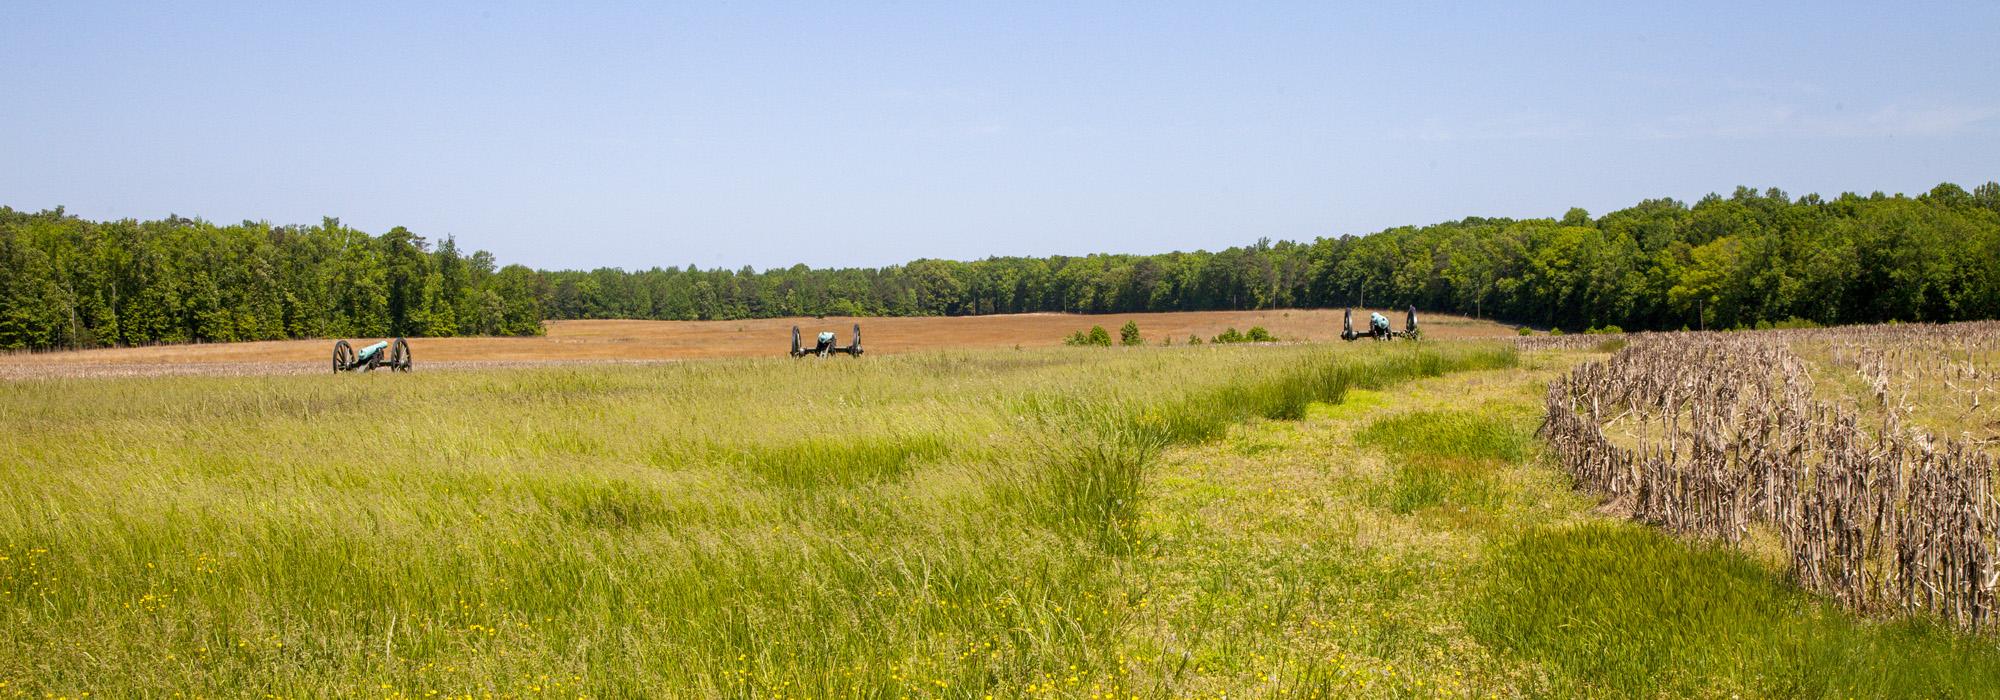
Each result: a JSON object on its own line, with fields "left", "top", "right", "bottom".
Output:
{"left": 1517, "top": 327, "right": 1534, "bottom": 336}
{"left": 1586, "top": 325, "right": 1624, "bottom": 335}
{"left": 1187, "top": 334, "right": 1203, "bottom": 345}
{"left": 1062, "top": 326, "right": 1114, "bottom": 347}
{"left": 1207, "top": 327, "right": 1275, "bottom": 344}
{"left": 1119, "top": 321, "right": 1144, "bottom": 346}
{"left": 1549, "top": 328, "right": 1565, "bottom": 336}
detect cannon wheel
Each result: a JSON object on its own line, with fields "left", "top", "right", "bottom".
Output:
{"left": 333, "top": 340, "right": 355, "bottom": 373}
{"left": 390, "top": 337, "right": 412, "bottom": 372}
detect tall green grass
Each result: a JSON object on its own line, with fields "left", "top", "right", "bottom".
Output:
{"left": 0, "top": 342, "right": 1510, "bottom": 696}
{"left": 8, "top": 341, "right": 1991, "bottom": 695}
{"left": 1473, "top": 522, "right": 2000, "bottom": 696}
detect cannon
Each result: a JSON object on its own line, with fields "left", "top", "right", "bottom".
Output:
{"left": 1341, "top": 306, "right": 1420, "bottom": 341}
{"left": 791, "top": 324, "right": 863, "bottom": 358}
{"left": 333, "top": 337, "right": 412, "bottom": 372}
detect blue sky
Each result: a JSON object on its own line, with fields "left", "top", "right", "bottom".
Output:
{"left": 4, "top": 1, "right": 1996, "bottom": 270}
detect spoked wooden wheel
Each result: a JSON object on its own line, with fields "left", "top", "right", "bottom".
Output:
{"left": 389, "top": 337, "right": 412, "bottom": 372}
{"left": 332, "top": 340, "right": 355, "bottom": 373}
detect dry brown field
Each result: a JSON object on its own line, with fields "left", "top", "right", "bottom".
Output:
{"left": 0, "top": 308, "right": 1513, "bottom": 379}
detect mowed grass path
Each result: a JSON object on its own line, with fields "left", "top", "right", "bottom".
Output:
{"left": 6, "top": 344, "right": 1999, "bottom": 697}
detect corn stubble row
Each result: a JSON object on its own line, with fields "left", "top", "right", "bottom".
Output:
{"left": 1543, "top": 322, "right": 2000, "bottom": 630}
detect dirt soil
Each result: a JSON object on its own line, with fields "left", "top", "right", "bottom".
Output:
{"left": 0, "top": 309, "right": 1517, "bottom": 379}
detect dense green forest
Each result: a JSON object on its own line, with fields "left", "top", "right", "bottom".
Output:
{"left": 0, "top": 213, "right": 545, "bottom": 349}
{"left": 4, "top": 182, "right": 1998, "bottom": 350}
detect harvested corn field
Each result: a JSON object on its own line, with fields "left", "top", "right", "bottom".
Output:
{"left": 1544, "top": 322, "right": 2000, "bottom": 630}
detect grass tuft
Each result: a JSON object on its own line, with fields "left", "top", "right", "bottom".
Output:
{"left": 1359, "top": 408, "right": 1528, "bottom": 514}
{"left": 1359, "top": 408, "right": 1530, "bottom": 463}
{"left": 727, "top": 433, "right": 949, "bottom": 488}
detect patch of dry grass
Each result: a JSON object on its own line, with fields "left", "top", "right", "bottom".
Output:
{"left": 0, "top": 310, "right": 1519, "bottom": 380}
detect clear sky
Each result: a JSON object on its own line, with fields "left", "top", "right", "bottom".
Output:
{"left": 4, "top": 1, "right": 1996, "bottom": 270}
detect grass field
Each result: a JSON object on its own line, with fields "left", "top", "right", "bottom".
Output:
{"left": 4, "top": 337, "right": 1998, "bottom": 697}
{"left": 0, "top": 309, "right": 1514, "bottom": 380}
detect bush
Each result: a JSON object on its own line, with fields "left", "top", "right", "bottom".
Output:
{"left": 1549, "top": 328, "right": 1565, "bottom": 337}
{"left": 1119, "top": 321, "right": 1144, "bottom": 347}
{"left": 1517, "top": 327, "right": 1534, "bottom": 336}
{"left": 1206, "top": 327, "right": 1276, "bottom": 344}
{"left": 1187, "top": 334, "right": 1203, "bottom": 345}
{"left": 1063, "top": 326, "right": 1114, "bottom": 347}
{"left": 1586, "top": 325, "right": 1624, "bottom": 335}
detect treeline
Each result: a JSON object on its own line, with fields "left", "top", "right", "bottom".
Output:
{"left": 0, "top": 210, "right": 544, "bottom": 349}
{"left": 546, "top": 182, "right": 2000, "bottom": 330}
{"left": 5, "top": 181, "right": 1999, "bottom": 350}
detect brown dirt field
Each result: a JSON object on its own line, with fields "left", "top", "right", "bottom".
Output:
{"left": 0, "top": 309, "right": 1517, "bottom": 380}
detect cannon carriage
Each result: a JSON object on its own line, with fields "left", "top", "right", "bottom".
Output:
{"left": 791, "top": 324, "right": 863, "bottom": 358}
{"left": 1341, "top": 306, "right": 1420, "bottom": 341}
{"left": 333, "top": 337, "right": 413, "bottom": 372}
